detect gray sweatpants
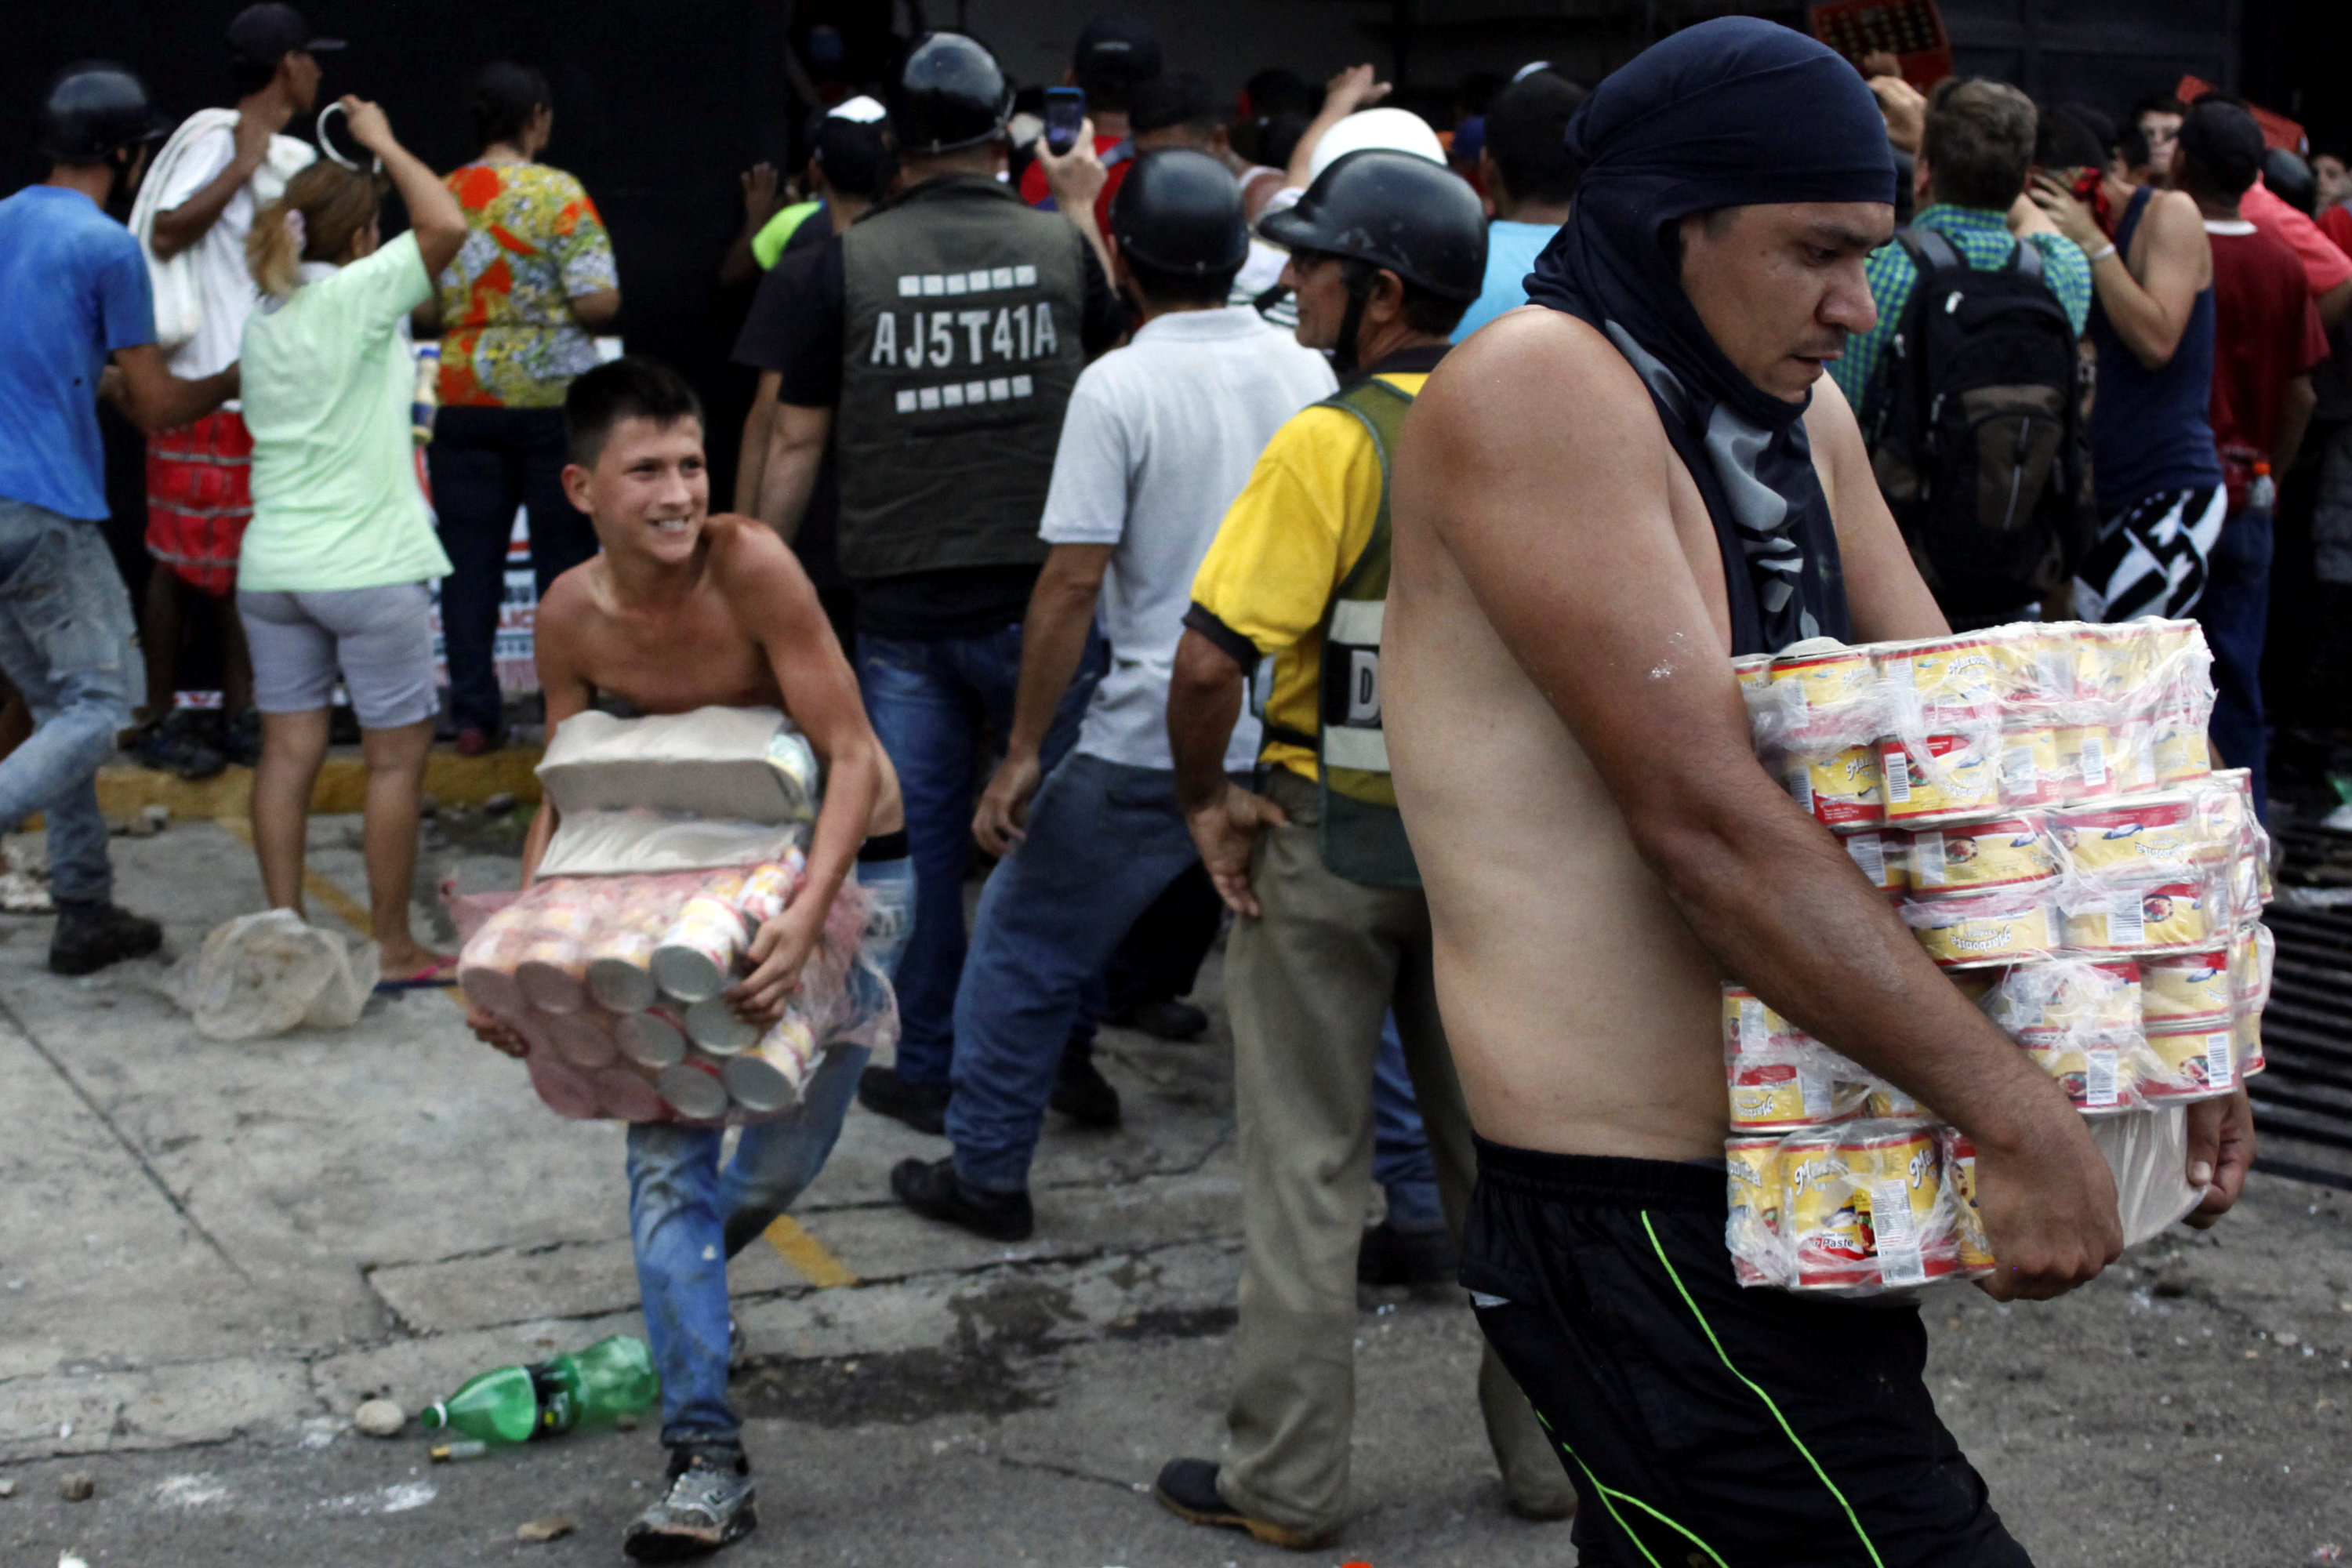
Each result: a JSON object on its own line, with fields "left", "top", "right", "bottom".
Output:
{"left": 1214, "top": 765, "right": 1572, "bottom": 1536}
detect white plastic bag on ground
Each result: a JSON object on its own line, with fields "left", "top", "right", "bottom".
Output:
{"left": 171, "top": 910, "right": 382, "bottom": 1040}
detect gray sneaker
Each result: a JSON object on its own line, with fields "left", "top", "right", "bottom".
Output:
{"left": 622, "top": 1451, "right": 757, "bottom": 1561}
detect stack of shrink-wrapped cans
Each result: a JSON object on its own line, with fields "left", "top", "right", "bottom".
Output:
{"left": 458, "top": 847, "right": 896, "bottom": 1124}
{"left": 1723, "top": 619, "right": 2271, "bottom": 1295}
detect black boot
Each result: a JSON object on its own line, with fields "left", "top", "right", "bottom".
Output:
{"left": 1356, "top": 1219, "right": 1459, "bottom": 1287}
{"left": 49, "top": 901, "right": 162, "bottom": 977}
{"left": 1049, "top": 1046, "right": 1121, "bottom": 1129}
{"left": 856, "top": 1065, "right": 949, "bottom": 1135}
{"left": 890, "top": 1156, "right": 1033, "bottom": 1241}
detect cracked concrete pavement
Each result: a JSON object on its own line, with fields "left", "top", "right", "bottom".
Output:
{"left": 2, "top": 814, "right": 2350, "bottom": 1565}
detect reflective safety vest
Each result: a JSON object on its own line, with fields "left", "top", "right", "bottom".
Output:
{"left": 834, "top": 176, "right": 1087, "bottom": 579}
{"left": 1267, "top": 375, "right": 1420, "bottom": 889}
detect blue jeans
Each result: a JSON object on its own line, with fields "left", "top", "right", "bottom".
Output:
{"left": 0, "top": 499, "right": 142, "bottom": 906}
{"left": 1372, "top": 1015, "right": 1443, "bottom": 1232}
{"left": 2194, "top": 505, "right": 2272, "bottom": 826}
{"left": 855, "top": 625, "right": 1102, "bottom": 1087}
{"left": 426, "top": 407, "right": 598, "bottom": 735}
{"left": 946, "top": 753, "right": 1235, "bottom": 1192}
{"left": 626, "top": 855, "right": 913, "bottom": 1450}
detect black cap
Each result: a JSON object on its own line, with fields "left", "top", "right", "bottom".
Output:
{"left": 2177, "top": 98, "right": 2266, "bottom": 198}
{"left": 38, "top": 62, "right": 168, "bottom": 162}
{"left": 1112, "top": 148, "right": 1248, "bottom": 277}
{"left": 1073, "top": 15, "right": 1161, "bottom": 91}
{"left": 2261, "top": 147, "right": 2316, "bottom": 215}
{"left": 887, "top": 32, "right": 1012, "bottom": 156}
{"left": 1258, "top": 149, "right": 1488, "bottom": 302}
{"left": 227, "top": 3, "right": 345, "bottom": 67}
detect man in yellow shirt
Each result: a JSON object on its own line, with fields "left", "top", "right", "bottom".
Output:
{"left": 1153, "top": 150, "right": 1575, "bottom": 1548}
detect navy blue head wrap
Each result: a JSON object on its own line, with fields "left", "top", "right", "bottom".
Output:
{"left": 1526, "top": 18, "right": 1895, "bottom": 654}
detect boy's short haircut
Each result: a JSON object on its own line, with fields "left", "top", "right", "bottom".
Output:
{"left": 1920, "top": 78, "right": 2037, "bottom": 210}
{"left": 565, "top": 356, "right": 704, "bottom": 468}
{"left": 1483, "top": 71, "right": 1588, "bottom": 204}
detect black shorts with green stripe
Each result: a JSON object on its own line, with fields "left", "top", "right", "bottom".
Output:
{"left": 1462, "top": 1140, "right": 2031, "bottom": 1568}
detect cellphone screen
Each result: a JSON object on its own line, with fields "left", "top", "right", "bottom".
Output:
{"left": 1044, "top": 88, "right": 1085, "bottom": 155}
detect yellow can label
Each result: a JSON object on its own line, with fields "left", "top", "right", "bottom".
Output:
{"left": 1881, "top": 636, "right": 2002, "bottom": 712}
{"left": 2143, "top": 1025, "right": 2238, "bottom": 1099}
{"left": 1881, "top": 732, "right": 2002, "bottom": 823}
{"left": 2061, "top": 882, "right": 2212, "bottom": 953}
{"left": 2142, "top": 950, "right": 2232, "bottom": 1024}
{"left": 1784, "top": 745, "right": 1884, "bottom": 829}
{"left": 1910, "top": 898, "right": 2056, "bottom": 967}
{"left": 2054, "top": 794, "right": 2200, "bottom": 877}
{"left": 1907, "top": 815, "right": 2056, "bottom": 896}
{"left": 1771, "top": 647, "right": 1876, "bottom": 709}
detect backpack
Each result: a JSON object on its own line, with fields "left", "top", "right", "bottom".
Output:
{"left": 1861, "top": 229, "right": 2095, "bottom": 624}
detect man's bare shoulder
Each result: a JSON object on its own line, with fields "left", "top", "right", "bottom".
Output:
{"left": 702, "top": 513, "right": 825, "bottom": 624}
{"left": 1415, "top": 307, "right": 1664, "bottom": 472}
{"left": 532, "top": 556, "right": 608, "bottom": 644}
{"left": 1405, "top": 306, "right": 1674, "bottom": 545}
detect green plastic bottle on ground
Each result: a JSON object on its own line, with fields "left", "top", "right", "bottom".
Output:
{"left": 419, "top": 1334, "right": 659, "bottom": 1445}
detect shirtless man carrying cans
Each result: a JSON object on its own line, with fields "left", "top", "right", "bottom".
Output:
{"left": 468, "top": 355, "right": 902, "bottom": 1560}
{"left": 1385, "top": 22, "right": 2254, "bottom": 1564}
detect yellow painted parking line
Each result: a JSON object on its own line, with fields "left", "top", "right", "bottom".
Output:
{"left": 764, "top": 1214, "right": 858, "bottom": 1288}
{"left": 211, "top": 815, "right": 374, "bottom": 935}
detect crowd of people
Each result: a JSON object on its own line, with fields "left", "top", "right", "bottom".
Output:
{"left": 0, "top": 3, "right": 2325, "bottom": 1561}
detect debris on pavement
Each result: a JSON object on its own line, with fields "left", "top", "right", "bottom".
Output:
{"left": 516, "top": 1516, "right": 576, "bottom": 1543}
{"left": 353, "top": 1398, "right": 406, "bottom": 1438}
{"left": 430, "top": 1441, "right": 489, "bottom": 1463}
{"left": 59, "top": 1472, "right": 94, "bottom": 1501}
{"left": 0, "top": 1476, "right": 15, "bottom": 1497}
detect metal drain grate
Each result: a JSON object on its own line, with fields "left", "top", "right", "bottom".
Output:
{"left": 2249, "top": 857, "right": 2352, "bottom": 1189}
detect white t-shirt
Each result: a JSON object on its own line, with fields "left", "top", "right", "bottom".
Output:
{"left": 1038, "top": 306, "right": 1336, "bottom": 772}
{"left": 157, "top": 124, "right": 316, "bottom": 379}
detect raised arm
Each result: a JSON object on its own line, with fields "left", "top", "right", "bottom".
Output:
{"left": 338, "top": 98, "right": 467, "bottom": 278}
{"left": 716, "top": 521, "right": 888, "bottom": 1022}
{"left": 2033, "top": 178, "right": 2208, "bottom": 369}
{"left": 1398, "top": 310, "right": 2123, "bottom": 1300}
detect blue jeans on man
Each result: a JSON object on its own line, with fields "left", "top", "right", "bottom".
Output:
{"left": 0, "top": 499, "right": 141, "bottom": 906}
{"left": 854, "top": 626, "right": 1102, "bottom": 1089}
{"left": 946, "top": 751, "right": 1240, "bottom": 1192}
{"left": 1371, "top": 1014, "right": 1444, "bottom": 1233}
{"left": 2194, "top": 504, "right": 2272, "bottom": 826}
{"left": 626, "top": 856, "right": 913, "bottom": 1452}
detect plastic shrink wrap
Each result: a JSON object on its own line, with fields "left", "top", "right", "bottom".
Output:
{"left": 1726, "top": 619, "right": 2262, "bottom": 1296}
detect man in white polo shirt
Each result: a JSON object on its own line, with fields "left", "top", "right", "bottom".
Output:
{"left": 889, "top": 149, "right": 1334, "bottom": 1238}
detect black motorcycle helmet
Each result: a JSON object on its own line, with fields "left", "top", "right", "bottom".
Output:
{"left": 887, "top": 32, "right": 1013, "bottom": 156}
{"left": 38, "top": 62, "right": 167, "bottom": 165}
{"left": 1258, "top": 149, "right": 1486, "bottom": 371}
{"left": 1111, "top": 149, "right": 1248, "bottom": 278}
{"left": 1258, "top": 149, "right": 1486, "bottom": 303}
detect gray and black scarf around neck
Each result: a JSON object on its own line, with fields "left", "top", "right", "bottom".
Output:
{"left": 1523, "top": 17, "right": 1895, "bottom": 655}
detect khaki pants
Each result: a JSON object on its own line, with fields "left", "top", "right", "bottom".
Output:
{"left": 1215, "top": 768, "right": 1573, "bottom": 1534}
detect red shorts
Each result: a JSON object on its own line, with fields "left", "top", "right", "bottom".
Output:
{"left": 146, "top": 409, "right": 254, "bottom": 596}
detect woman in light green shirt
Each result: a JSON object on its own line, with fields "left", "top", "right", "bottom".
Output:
{"left": 237, "top": 97, "right": 468, "bottom": 985}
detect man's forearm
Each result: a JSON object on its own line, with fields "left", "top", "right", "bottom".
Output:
{"left": 151, "top": 156, "right": 262, "bottom": 259}
{"left": 1167, "top": 631, "right": 1246, "bottom": 811}
{"left": 1004, "top": 572, "right": 1098, "bottom": 760}
{"left": 799, "top": 742, "right": 880, "bottom": 924}
{"left": 1643, "top": 778, "right": 2076, "bottom": 1149}
{"left": 735, "top": 391, "right": 776, "bottom": 516}
{"left": 757, "top": 416, "right": 826, "bottom": 542}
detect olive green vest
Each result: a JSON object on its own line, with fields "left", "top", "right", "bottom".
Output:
{"left": 1276, "top": 376, "right": 1420, "bottom": 890}
{"left": 835, "top": 176, "right": 1087, "bottom": 579}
